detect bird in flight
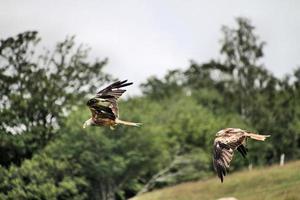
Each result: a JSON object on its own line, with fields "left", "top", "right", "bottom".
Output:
{"left": 83, "top": 80, "right": 141, "bottom": 129}
{"left": 213, "top": 128, "right": 270, "bottom": 182}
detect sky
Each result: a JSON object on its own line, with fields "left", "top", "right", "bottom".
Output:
{"left": 1, "top": 0, "right": 300, "bottom": 94}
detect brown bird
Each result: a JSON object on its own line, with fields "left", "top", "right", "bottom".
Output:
{"left": 213, "top": 128, "right": 270, "bottom": 182}
{"left": 83, "top": 80, "right": 141, "bottom": 129}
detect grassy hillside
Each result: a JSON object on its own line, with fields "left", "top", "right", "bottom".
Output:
{"left": 132, "top": 161, "right": 300, "bottom": 200}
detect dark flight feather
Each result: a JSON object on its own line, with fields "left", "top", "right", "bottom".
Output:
{"left": 237, "top": 145, "right": 248, "bottom": 158}
{"left": 87, "top": 80, "right": 133, "bottom": 120}
{"left": 213, "top": 128, "right": 269, "bottom": 182}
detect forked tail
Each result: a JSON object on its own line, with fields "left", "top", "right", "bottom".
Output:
{"left": 115, "top": 118, "right": 141, "bottom": 127}
{"left": 246, "top": 132, "right": 270, "bottom": 141}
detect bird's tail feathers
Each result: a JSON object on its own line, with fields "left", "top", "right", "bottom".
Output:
{"left": 246, "top": 132, "right": 270, "bottom": 141}
{"left": 115, "top": 118, "right": 141, "bottom": 127}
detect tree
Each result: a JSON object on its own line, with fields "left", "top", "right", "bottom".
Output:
{"left": 0, "top": 155, "right": 88, "bottom": 200}
{"left": 141, "top": 69, "right": 185, "bottom": 99}
{"left": 0, "top": 31, "right": 111, "bottom": 167}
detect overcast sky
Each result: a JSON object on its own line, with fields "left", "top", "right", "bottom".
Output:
{"left": 1, "top": 0, "right": 300, "bottom": 94}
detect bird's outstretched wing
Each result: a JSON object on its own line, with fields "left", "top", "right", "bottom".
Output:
{"left": 213, "top": 140, "right": 234, "bottom": 182}
{"left": 97, "top": 80, "right": 133, "bottom": 99}
{"left": 96, "top": 80, "right": 133, "bottom": 117}
{"left": 86, "top": 80, "right": 133, "bottom": 119}
{"left": 213, "top": 128, "right": 269, "bottom": 182}
{"left": 213, "top": 133, "right": 248, "bottom": 182}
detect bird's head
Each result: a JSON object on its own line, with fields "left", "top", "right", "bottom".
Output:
{"left": 83, "top": 118, "right": 93, "bottom": 129}
{"left": 215, "top": 133, "right": 221, "bottom": 137}
{"left": 215, "top": 130, "right": 224, "bottom": 137}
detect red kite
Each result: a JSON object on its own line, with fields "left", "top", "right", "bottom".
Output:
{"left": 213, "top": 128, "right": 270, "bottom": 182}
{"left": 83, "top": 80, "right": 141, "bottom": 129}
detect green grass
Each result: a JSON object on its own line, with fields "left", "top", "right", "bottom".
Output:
{"left": 131, "top": 161, "right": 300, "bottom": 200}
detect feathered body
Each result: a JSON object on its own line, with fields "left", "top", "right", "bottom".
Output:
{"left": 83, "top": 80, "right": 141, "bottom": 129}
{"left": 213, "top": 128, "right": 270, "bottom": 182}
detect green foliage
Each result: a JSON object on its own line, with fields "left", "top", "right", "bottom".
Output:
{"left": 141, "top": 70, "right": 185, "bottom": 100}
{"left": 0, "top": 32, "right": 111, "bottom": 166}
{"left": 0, "top": 155, "right": 88, "bottom": 200}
